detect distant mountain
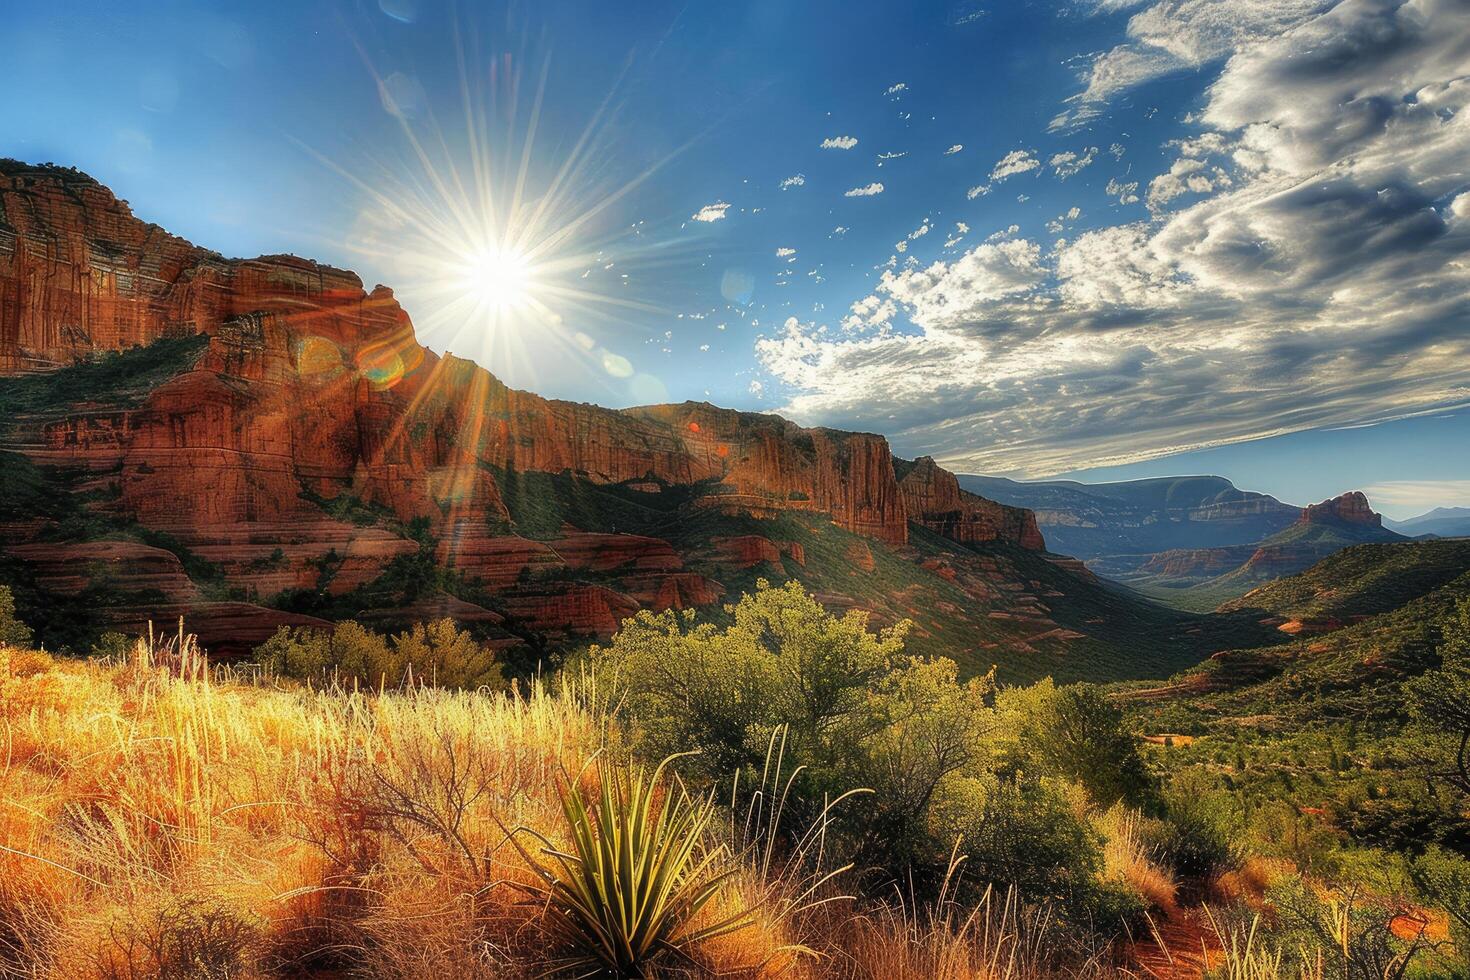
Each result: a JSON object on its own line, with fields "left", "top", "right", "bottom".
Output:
{"left": 1385, "top": 506, "right": 1470, "bottom": 538}
{"left": 956, "top": 474, "right": 1300, "bottom": 560}
{"left": 1030, "top": 488, "right": 1404, "bottom": 609}
{"left": 1122, "top": 537, "right": 1470, "bottom": 695}
{"left": 1221, "top": 538, "right": 1470, "bottom": 626}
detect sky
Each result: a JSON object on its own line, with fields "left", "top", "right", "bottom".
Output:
{"left": 3, "top": 0, "right": 1469, "bottom": 518}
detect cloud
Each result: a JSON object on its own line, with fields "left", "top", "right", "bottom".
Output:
{"left": 885, "top": 82, "right": 908, "bottom": 98}
{"left": 990, "top": 149, "right": 1040, "bottom": 181}
{"left": 779, "top": 174, "right": 806, "bottom": 190}
{"left": 821, "top": 135, "right": 859, "bottom": 150}
{"left": 1105, "top": 177, "right": 1140, "bottom": 205}
{"left": 1051, "top": 0, "right": 1335, "bottom": 130}
{"left": 776, "top": 247, "right": 797, "bottom": 258}
{"left": 1050, "top": 147, "right": 1097, "bottom": 179}
{"left": 755, "top": 0, "right": 1470, "bottom": 477}
{"left": 965, "top": 150, "right": 1042, "bottom": 199}
{"left": 945, "top": 144, "right": 964, "bottom": 155}
{"left": 844, "top": 182, "right": 885, "bottom": 197}
{"left": 1146, "top": 156, "right": 1231, "bottom": 209}
{"left": 690, "top": 201, "right": 731, "bottom": 222}
{"left": 1361, "top": 479, "right": 1470, "bottom": 516}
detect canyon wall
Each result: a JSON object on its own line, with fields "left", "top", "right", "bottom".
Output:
{"left": 0, "top": 159, "right": 1052, "bottom": 652}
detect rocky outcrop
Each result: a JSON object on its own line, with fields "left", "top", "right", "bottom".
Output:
{"left": 897, "top": 456, "right": 1046, "bottom": 550}
{"left": 1138, "top": 546, "right": 1257, "bottom": 580}
{"left": 1300, "top": 491, "right": 1381, "bottom": 528}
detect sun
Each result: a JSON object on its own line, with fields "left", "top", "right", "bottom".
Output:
{"left": 461, "top": 245, "right": 536, "bottom": 311}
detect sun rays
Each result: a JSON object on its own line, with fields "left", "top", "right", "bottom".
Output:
{"left": 294, "top": 18, "right": 708, "bottom": 402}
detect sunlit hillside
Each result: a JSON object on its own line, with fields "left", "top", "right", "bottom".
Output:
{"left": 3, "top": 576, "right": 1467, "bottom": 978}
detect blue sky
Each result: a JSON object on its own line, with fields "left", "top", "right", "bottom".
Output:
{"left": 4, "top": 0, "right": 1469, "bottom": 517}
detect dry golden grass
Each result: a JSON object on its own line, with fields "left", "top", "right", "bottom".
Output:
{"left": 0, "top": 637, "right": 1177, "bottom": 979}
{"left": 1097, "top": 807, "right": 1179, "bottom": 917}
{"left": 0, "top": 637, "right": 825, "bottom": 978}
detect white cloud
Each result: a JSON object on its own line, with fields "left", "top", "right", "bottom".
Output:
{"left": 821, "top": 135, "right": 859, "bottom": 150}
{"left": 690, "top": 201, "right": 731, "bottom": 222}
{"left": 776, "top": 247, "right": 797, "bottom": 259}
{"left": 945, "top": 144, "right": 964, "bottom": 155}
{"left": 1105, "top": 177, "right": 1140, "bottom": 205}
{"left": 844, "top": 182, "right": 885, "bottom": 197}
{"left": 966, "top": 184, "right": 990, "bottom": 200}
{"left": 1361, "top": 480, "right": 1470, "bottom": 518}
{"left": 1050, "top": 146, "right": 1098, "bottom": 179}
{"left": 756, "top": 0, "right": 1470, "bottom": 477}
{"left": 1051, "top": 0, "right": 1337, "bottom": 130}
{"left": 886, "top": 82, "right": 908, "bottom": 98}
{"left": 990, "top": 149, "right": 1041, "bottom": 181}
{"left": 779, "top": 174, "right": 806, "bottom": 190}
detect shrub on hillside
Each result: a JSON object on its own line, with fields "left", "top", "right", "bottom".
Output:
{"left": 589, "top": 580, "right": 1136, "bottom": 930}
{"left": 995, "top": 679, "right": 1158, "bottom": 811}
{"left": 1409, "top": 596, "right": 1470, "bottom": 797}
{"left": 255, "top": 619, "right": 503, "bottom": 691}
{"left": 0, "top": 585, "right": 33, "bottom": 648}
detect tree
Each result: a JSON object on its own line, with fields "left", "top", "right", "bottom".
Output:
{"left": 996, "top": 680, "right": 1157, "bottom": 810}
{"left": 592, "top": 579, "right": 911, "bottom": 780}
{"left": 592, "top": 581, "right": 1002, "bottom": 890}
{"left": 390, "top": 619, "right": 503, "bottom": 690}
{"left": 1408, "top": 596, "right": 1470, "bottom": 796}
{"left": 255, "top": 619, "right": 502, "bottom": 691}
{"left": 0, "top": 585, "right": 33, "bottom": 648}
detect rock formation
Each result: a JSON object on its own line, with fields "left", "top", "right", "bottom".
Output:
{"left": 1299, "top": 491, "right": 1382, "bottom": 528}
{"left": 897, "top": 456, "right": 1045, "bottom": 550}
{"left": 0, "top": 159, "right": 1062, "bottom": 658}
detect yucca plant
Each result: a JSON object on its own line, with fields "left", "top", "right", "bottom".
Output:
{"left": 510, "top": 752, "right": 754, "bottom": 977}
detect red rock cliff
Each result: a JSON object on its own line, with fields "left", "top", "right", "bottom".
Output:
{"left": 0, "top": 160, "right": 1061, "bottom": 652}
{"left": 0, "top": 161, "right": 917, "bottom": 544}
{"left": 897, "top": 456, "right": 1046, "bottom": 551}
{"left": 1299, "top": 491, "right": 1382, "bottom": 528}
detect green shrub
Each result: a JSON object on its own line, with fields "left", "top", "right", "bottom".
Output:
{"left": 0, "top": 585, "right": 33, "bottom": 648}
{"left": 1161, "top": 770, "right": 1239, "bottom": 877}
{"left": 995, "top": 679, "right": 1158, "bottom": 811}
{"left": 255, "top": 619, "right": 502, "bottom": 691}
{"left": 89, "top": 630, "right": 135, "bottom": 661}
{"left": 591, "top": 580, "right": 1131, "bottom": 928}
{"left": 390, "top": 619, "right": 504, "bottom": 690}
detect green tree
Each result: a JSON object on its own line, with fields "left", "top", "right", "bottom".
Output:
{"left": 591, "top": 581, "right": 1128, "bottom": 912}
{"left": 256, "top": 621, "right": 394, "bottom": 687}
{"left": 390, "top": 619, "right": 503, "bottom": 690}
{"left": 1408, "top": 596, "right": 1470, "bottom": 796}
{"left": 0, "top": 585, "right": 33, "bottom": 648}
{"left": 592, "top": 579, "right": 912, "bottom": 780}
{"left": 996, "top": 680, "right": 1157, "bottom": 810}
{"left": 1412, "top": 846, "right": 1470, "bottom": 959}
{"left": 256, "top": 618, "right": 502, "bottom": 691}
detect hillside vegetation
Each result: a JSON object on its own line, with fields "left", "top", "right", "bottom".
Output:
{"left": 2, "top": 576, "right": 1467, "bottom": 978}
{"left": 1221, "top": 539, "right": 1470, "bottom": 622}
{"left": 1119, "top": 544, "right": 1470, "bottom": 976}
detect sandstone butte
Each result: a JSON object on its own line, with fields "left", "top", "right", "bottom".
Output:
{"left": 0, "top": 159, "right": 1048, "bottom": 656}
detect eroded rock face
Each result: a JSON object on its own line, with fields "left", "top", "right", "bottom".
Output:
{"left": 0, "top": 160, "right": 1049, "bottom": 653}
{"left": 1300, "top": 491, "right": 1382, "bottom": 527}
{"left": 897, "top": 456, "right": 1046, "bottom": 551}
